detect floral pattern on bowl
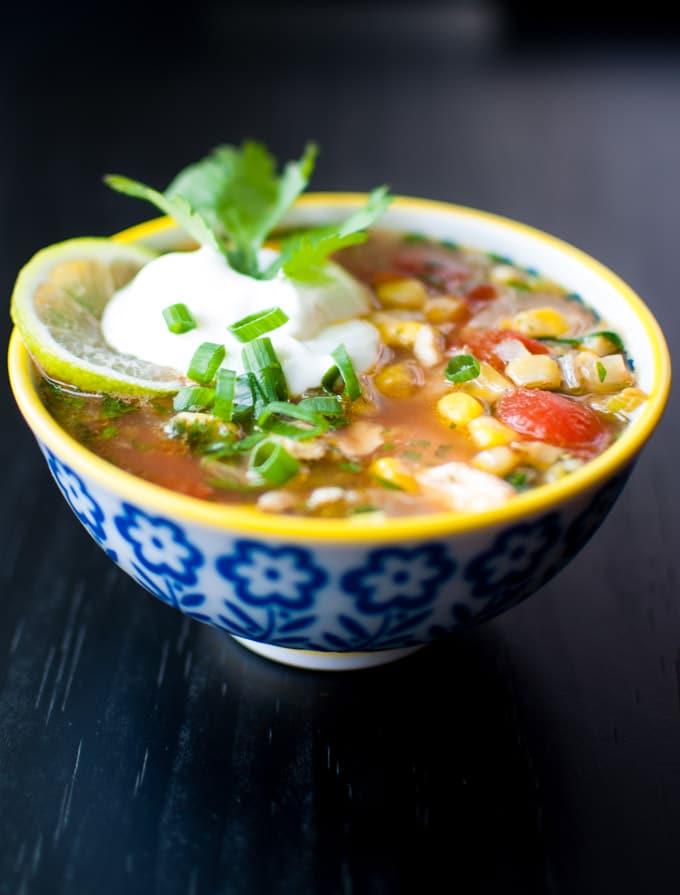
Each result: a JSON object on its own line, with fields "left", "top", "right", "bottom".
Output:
{"left": 40, "top": 444, "right": 630, "bottom": 662}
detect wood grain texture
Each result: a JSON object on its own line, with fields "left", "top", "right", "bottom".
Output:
{"left": 1, "top": 5, "right": 679, "bottom": 892}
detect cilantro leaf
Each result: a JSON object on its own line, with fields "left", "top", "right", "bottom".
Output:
{"left": 104, "top": 174, "right": 223, "bottom": 255}
{"left": 104, "top": 144, "right": 392, "bottom": 284}
{"left": 166, "top": 141, "right": 317, "bottom": 277}
{"left": 265, "top": 185, "right": 394, "bottom": 283}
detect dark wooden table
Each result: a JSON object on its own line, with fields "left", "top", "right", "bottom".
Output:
{"left": 2, "top": 5, "right": 679, "bottom": 892}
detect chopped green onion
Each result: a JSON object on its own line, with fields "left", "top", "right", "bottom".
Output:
{"left": 213, "top": 368, "right": 237, "bottom": 420}
{"left": 322, "top": 344, "right": 362, "bottom": 400}
{"left": 206, "top": 431, "right": 267, "bottom": 460}
{"left": 249, "top": 438, "right": 300, "bottom": 485}
{"left": 172, "top": 386, "right": 215, "bottom": 412}
{"left": 225, "top": 372, "right": 256, "bottom": 423}
{"left": 242, "top": 336, "right": 279, "bottom": 370}
{"left": 259, "top": 365, "right": 289, "bottom": 403}
{"left": 162, "top": 303, "right": 196, "bottom": 334}
{"left": 297, "top": 395, "right": 344, "bottom": 416}
{"left": 340, "top": 461, "right": 362, "bottom": 473}
{"left": 228, "top": 306, "right": 289, "bottom": 343}
{"left": 445, "top": 354, "right": 480, "bottom": 383}
{"left": 237, "top": 431, "right": 269, "bottom": 452}
{"left": 187, "top": 342, "right": 226, "bottom": 384}
{"left": 204, "top": 466, "right": 265, "bottom": 492}
{"left": 583, "top": 330, "right": 626, "bottom": 353}
{"left": 537, "top": 336, "right": 581, "bottom": 346}
{"left": 505, "top": 470, "right": 529, "bottom": 490}
{"left": 597, "top": 361, "right": 607, "bottom": 383}
{"left": 297, "top": 395, "right": 348, "bottom": 427}
{"left": 200, "top": 435, "right": 238, "bottom": 458}
{"left": 257, "top": 401, "right": 329, "bottom": 440}
{"left": 242, "top": 337, "right": 289, "bottom": 402}
{"left": 539, "top": 330, "right": 626, "bottom": 355}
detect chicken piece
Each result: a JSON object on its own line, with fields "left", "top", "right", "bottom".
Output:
{"left": 307, "top": 487, "right": 351, "bottom": 509}
{"left": 257, "top": 490, "right": 298, "bottom": 513}
{"left": 417, "top": 461, "right": 515, "bottom": 512}
{"left": 272, "top": 435, "right": 327, "bottom": 460}
{"left": 330, "top": 420, "right": 385, "bottom": 460}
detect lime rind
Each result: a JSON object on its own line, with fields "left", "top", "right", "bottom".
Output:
{"left": 10, "top": 238, "right": 185, "bottom": 396}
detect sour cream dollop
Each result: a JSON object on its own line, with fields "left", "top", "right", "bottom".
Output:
{"left": 101, "top": 246, "right": 381, "bottom": 395}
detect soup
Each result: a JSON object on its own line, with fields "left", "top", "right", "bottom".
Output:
{"left": 38, "top": 229, "right": 646, "bottom": 519}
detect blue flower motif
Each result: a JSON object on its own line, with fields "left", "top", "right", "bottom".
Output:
{"left": 341, "top": 544, "right": 457, "bottom": 614}
{"left": 46, "top": 450, "right": 106, "bottom": 542}
{"left": 465, "top": 512, "right": 562, "bottom": 600}
{"left": 216, "top": 540, "right": 326, "bottom": 610}
{"left": 114, "top": 503, "right": 203, "bottom": 586}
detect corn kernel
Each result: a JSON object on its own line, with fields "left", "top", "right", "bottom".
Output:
{"left": 374, "top": 362, "right": 423, "bottom": 398}
{"left": 505, "top": 354, "right": 562, "bottom": 388}
{"left": 459, "top": 361, "right": 512, "bottom": 404}
{"left": 424, "top": 295, "right": 468, "bottom": 324}
{"left": 471, "top": 446, "right": 521, "bottom": 477}
{"left": 436, "top": 392, "right": 485, "bottom": 426}
{"left": 514, "top": 440, "right": 563, "bottom": 469}
{"left": 544, "top": 457, "right": 585, "bottom": 483}
{"left": 526, "top": 277, "right": 565, "bottom": 296}
{"left": 506, "top": 307, "right": 570, "bottom": 337}
{"left": 369, "top": 457, "right": 419, "bottom": 493}
{"left": 576, "top": 351, "right": 633, "bottom": 393}
{"left": 494, "top": 338, "right": 530, "bottom": 365}
{"left": 491, "top": 264, "right": 527, "bottom": 286}
{"left": 375, "top": 277, "right": 428, "bottom": 310}
{"left": 373, "top": 317, "right": 423, "bottom": 349}
{"left": 603, "top": 387, "right": 648, "bottom": 414}
{"left": 582, "top": 333, "right": 622, "bottom": 356}
{"left": 467, "top": 416, "right": 517, "bottom": 448}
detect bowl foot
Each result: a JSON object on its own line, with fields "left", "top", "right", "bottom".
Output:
{"left": 231, "top": 637, "right": 424, "bottom": 671}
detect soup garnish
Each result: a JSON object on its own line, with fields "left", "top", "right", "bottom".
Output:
{"left": 12, "top": 142, "right": 648, "bottom": 518}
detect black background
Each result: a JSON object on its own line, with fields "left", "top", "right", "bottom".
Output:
{"left": 2, "top": 3, "right": 680, "bottom": 893}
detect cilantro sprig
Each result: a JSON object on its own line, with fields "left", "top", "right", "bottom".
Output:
{"left": 263, "top": 185, "right": 393, "bottom": 283}
{"left": 105, "top": 142, "right": 392, "bottom": 281}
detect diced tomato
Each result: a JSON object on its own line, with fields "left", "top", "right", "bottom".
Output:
{"left": 496, "top": 388, "right": 611, "bottom": 456}
{"left": 466, "top": 283, "right": 499, "bottom": 302}
{"left": 460, "top": 328, "right": 550, "bottom": 371}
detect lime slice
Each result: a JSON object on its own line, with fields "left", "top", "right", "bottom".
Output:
{"left": 10, "top": 237, "right": 185, "bottom": 395}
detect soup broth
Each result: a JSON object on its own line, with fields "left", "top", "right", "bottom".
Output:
{"left": 39, "top": 230, "right": 645, "bottom": 519}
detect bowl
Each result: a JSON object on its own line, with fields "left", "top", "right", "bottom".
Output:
{"left": 8, "top": 194, "right": 671, "bottom": 671}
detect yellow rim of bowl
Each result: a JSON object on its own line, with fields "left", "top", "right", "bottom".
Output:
{"left": 8, "top": 194, "right": 671, "bottom": 544}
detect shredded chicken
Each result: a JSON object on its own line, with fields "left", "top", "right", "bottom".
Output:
{"left": 330, "top": 420, "right": 385, "bottom": 459}
{"left": 257, "top": 490, "right": 297, "bottom": 513}
{"left": 306, "top": 487, "right": 348, "bottom": 509}
{"left": 271, "top": 435, "right": 327, "bottom": 460}
{"left": 417, "top": 462, "right": 515, "bottom": 512}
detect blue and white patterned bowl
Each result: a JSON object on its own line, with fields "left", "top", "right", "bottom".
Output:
{"left": 8, "top": 196, "right": 671, "bottom": 670}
